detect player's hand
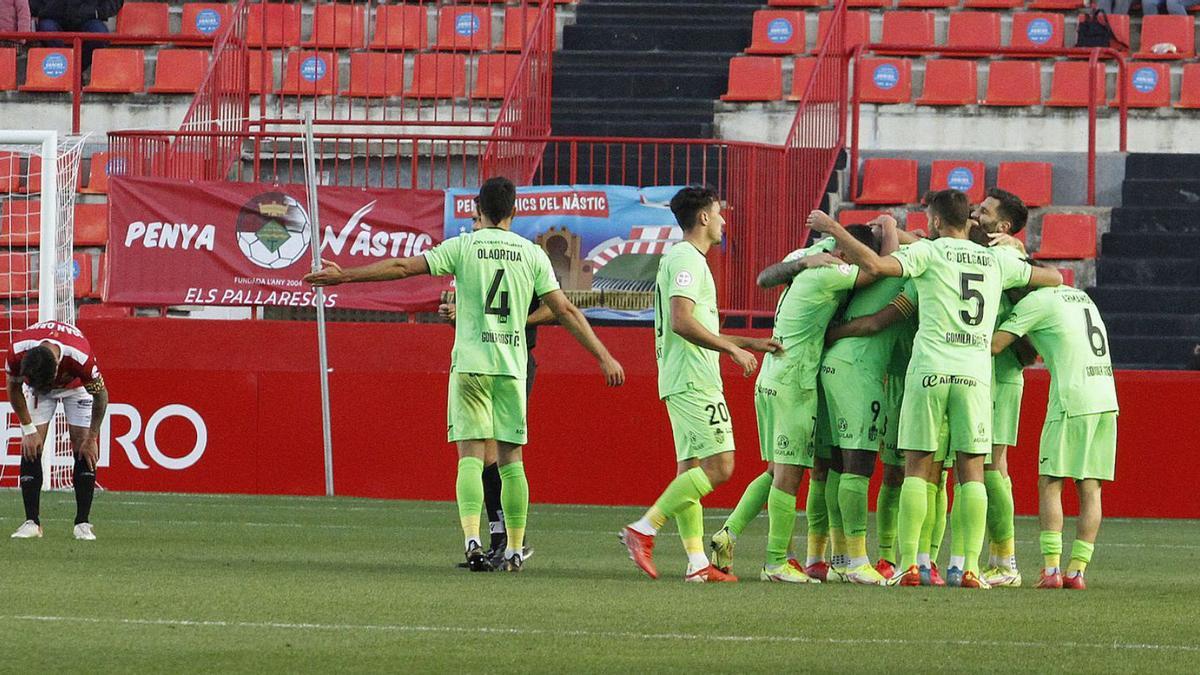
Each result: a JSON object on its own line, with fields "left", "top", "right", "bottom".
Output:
{"left": 869, "top": 214, "right": 898, "bottom": 230}
{"left": 806, "top": 210, "right": 839, "bottom": 233}
{"left": 599, "top": 356, "right": 625, "bottom": 387}
{"left": 745, "top": 337, "right": 784, "bottom": 354}
{"left": 987, "top": 232, "right": 1027, "bottom": 253}
{"left": 437, "top": 303, "right": 457, "bottom": 323}
{"left": 20, "top": 430, "right": 42, "bottom": 461}
{"left": 729, "top": 347, "right": 758, "bottom": 377}
{"left": 806, "top": 252, "right": 842, "bottom": 268}
{"left": 303, "top": 259, "right": 347, "bottom": 287}
{"left": 78, "top": 433, "right": 99, "bottom": 470}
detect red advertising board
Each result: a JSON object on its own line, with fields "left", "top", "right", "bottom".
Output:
{"left": 106, "top": 177, "right": 448, "bottom": 312}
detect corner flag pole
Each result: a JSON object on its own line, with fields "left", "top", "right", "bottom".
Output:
{"left": 302, "top": 113, "right": 335, "bottom": 497}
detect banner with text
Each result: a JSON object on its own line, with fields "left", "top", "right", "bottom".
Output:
{"left": 107, "top": 177, "right": 447, "bottom": 311}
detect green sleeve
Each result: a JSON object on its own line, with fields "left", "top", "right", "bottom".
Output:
{"left": 998, "top": 249, "right": 1034, "bottom": 290}
{"left": 423, "top": 234, "right": 464, "bottom": 277}
{"left": 819, "top": 263, "right": 860, "bottom": 291}
{"left": 665, "top": 252, "right": 708, "bottom": 303}
{"left": 890, "top": 240, "right": 931, "bottom": 279}
{"left": 781, "top": 247, "right": 809, "bottom": 263}
{"left": 998, "top": 291, "right": 1048, "bottom": 338}
{"left": 532, "top": 247, "right": 561, "bottom": 297}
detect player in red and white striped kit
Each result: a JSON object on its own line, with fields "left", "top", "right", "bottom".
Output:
{"left": 4, "top": 321, "right": 109, "bottom": 540}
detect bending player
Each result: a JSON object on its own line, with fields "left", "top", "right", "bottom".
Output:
{"left": 5, "top": 321, "right": 108, "bottom": 540}
{"left": 306, "top": 176, "right": 625, "bottom": 573}
{"left": 992, "top": 282, "right": 1118, "bottom": 590}
{"left": 620, "top": 185, "right": 781, "bottom": 583}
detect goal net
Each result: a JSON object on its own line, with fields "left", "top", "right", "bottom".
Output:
{"left": 1, "top": 130, "right": 87, "bottom": 491}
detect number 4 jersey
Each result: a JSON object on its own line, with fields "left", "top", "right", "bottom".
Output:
{"left": 424, "top": 228, "right": 559, "bottom": 379}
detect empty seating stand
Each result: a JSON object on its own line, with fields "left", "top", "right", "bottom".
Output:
{"left": 1110, "top": 63, "right": 1171, "bottom": 108}
{"left": 997, "top": 162, "right": 1053, "bottom": 207}
{"left": 930, "top": 160, "right": 985, "bottom": 203}
{"left": 1034, "top": 213, "right": 1097, "bottom": 260}
{"left": 1046, "top": 60, "right": 1107, "bottom": 107}
{"left": 747, "top": 10, "right": 807, "bottom": 55}
{"left": 181, "top": 3, "right": 231, "bottom": 38}
{"left": 436, "top": 6, "right": 493, "bottom": 51}
{"left": 246, "top": 3, "right": 302, "bottom": 48}
{"left": 19, "top": 49, "right": 74, "bottom": 92}
{"left": 815, "top": 11, "right": 871, "bottom": 53}
{"left": 84, "top": 49, "right": 145, "bottom": 93}
{"left": 115, "top": 2, "right": 169, "bottom": 41}
{"left": 855, "top": 158, "right": 919, "bottom": 205}
{"left": 279, "top": 52, "right": 339, "bottom": 96}
{"left": 721, "top": 57, "right": 783, "bottom": 102}
{"left": 148, "top": 50, "right": 208, "bottom": 94}
{"left": 343, "top": 52, "right": 406, "bottom": 98}
{"left": 857, "top": 58, "right": 912, "bottom": 104}
{"left": 304, "top": 4, "right": 368, "bottom": 49}
{"left": 878, "top": 12, "right": 935, "bottom": 54}
{"left": 946, "top": 12, "right": 1001, "bottom": 50}
{"left": 983, "top": 61, "right": 1041, "bottom": 106}
{"left": 1135, "top": 15, "right": 1195, "bottom": 59}
{"left": 472, "top": 54, "right": 523, "bottom": 99}
{"left": 1010, "top": 13, "right": 1066, "bottom": 51}
{"left": 370, "top": 4, "right": 429, "bottom": 50}
{"left": 406, "top": 53, "right": 467, "bottom": 98}
{"left": 916, "top": 59, "right": 978, "bottom": 105}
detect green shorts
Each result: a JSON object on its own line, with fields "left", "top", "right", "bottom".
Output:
{"left": 991, "top": 381, "right": 1024, "bottom": 448}
{"left": 881, "top": 373, "right": 906, "bottom": 467}
{"left": 447, "top": 372, "right": 527, "bottom": 445}
{"left": 665, "top": 386, "right": 735, "bottom": 462}
{"left": 822, "top": 359, "right": 887, "bottom": 454}
{"left": 755, "top": 381, "right": 817, "bottom": 467}
{"left": 1039, "top": 410, "right": 1118, "bottom": 481}
{"left": 814, "top": 383, "right": 834, "bottom": 461}
{"left": 898, "top": 373, "right": 991, "bottom": 456}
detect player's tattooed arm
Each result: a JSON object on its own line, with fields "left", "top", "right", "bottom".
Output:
{"left": 85, "top": 376, "right": 108, "bottom": 439}
{"left": 806, "top": 210, "right": 904, "bottom": 277}
{"left": 825, "top": 304, "right": 905, "bottom": 345}
{"left": 756, "top": 252, "right": 840, "bottom": 288}
{"left": 304, "top": 256, "right": 431, "bottom": 286}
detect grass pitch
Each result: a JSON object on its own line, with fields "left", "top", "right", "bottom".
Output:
{"left": 3, "top": 491, "right": 1198, "bottom": 673}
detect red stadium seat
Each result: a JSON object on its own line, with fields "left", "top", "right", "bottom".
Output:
{"left": 787, "top": 57, "right": 817, "bottom": 100}
{"left": 721, "top": 57, "right": 783, "bottom": 101}
{"left": 747, "top": 10, "right": 807, "bottom": 55}
{"left": 814, "top": 11, "right": 871, "bottom": 53}
{"left": 898, "top": 0, "right": 956, "bottom": 7}
{"left": 369, "top": 4, "right": 429, "bottom": 50}
{"left": 0, "top": 199, "right": 39, "bottom": 245}
{"left": 84, "top": 49, "right": 145, "bottom": 93}
{"left": 879, "top": 12, "right": 935, "bottom": 54}
{"left": 246, "top": 3, "right": 302, "bottom": 48}
{"left": 998, "top": 162, "right": 1054, "bottom": 207}
{"left": 1010, "top": 13, "right": 1066, "bottom": 50}
{"left": 855, "top": 158, "right": 918, "bottom": 205}
{"left": 115, "top": 2, "right": 169, "bottom": 39}
{"left": 1134, "top": 16, "right": 1195, "bottom": 60}
{"left": 0, "top": 253, "right": 32, "bottom": 297}
{"left": 406, "top": 53, "right": 468, "bottom": 98}
{"left": 1110, "top": 63, "right": 1171, "bottom": 108}
{"left": 305, "top": 3, "right": 367, "bottom": 48}
{"left": 1028, "top": 0, "right": 1084, "bottom": 8}
{"left": 1097, "top": 13, "right": 1131, "bottom": 50}
{"left": 769, "top": 0, "right": 825, "bottom": 6}
{"left": 983, "top": 61, "right": 1042, "bottom": 106}
{"left": 19, "top": 49, "right": 74, "bottom": 92}
{"left": 1175, "top": 63, "right": 1200, "bottom": 109}
{"left": 964, "top": 0, "right": 1022, "bottom": 8}
{"left": 343, "top": 52, "right": 405, "bottom": 98}
{"left": 279, "top": 51, "right": 339, "bottom": 96}
{"left": 1034, "top": 213, "right": 1096, "bottom": 260}
{"left": 857, "top": 58, "right": 912, "bottom": 104}
{"left": 436, "top": 6, "right": 492, "bottom": 51}
{"left": 905, "top": 210, "right": 928, "bottom": 235}
{"left": 95, "top": 253, "right": 108, "bottom": 299}
{"left": 148, "top": 50, "right": 208, "bottom": 94}
{"left": 837, "top": 209, "right": 886, "bottom": 225}
{"left": 501, "top": 7, "right": 540, "bottom": 52}
{"left": 180, "top": 3, "right": 231, "bottom": 38}
{"left": 0, "top": 152, "right": 20, "bottom": 192}
{"left": 930, "top": 161, "right": 986, "bottom": 203}
{"left": 946, "top": 12, "right": 1002, "bottom": 51}
{"left": 0, "top": 48, "right": 16, "bottom": 91}
{"left": 1058, "top": 266, "right": 1075, "bottom": 287}
{"left": 74, "top": 203, "right": 108, "bottom": 246}
{"left": 472, "top": 54, "right": 523, "bottom": 99}
{"left": 1045, "top": 60, "right": 1107, "bottom": 107}
{"left": 915, "top": 59, "right": 978, "bottom": 106}
{"left": 248, "top": 50, "right": 277, "bottom": 95}
{"left": 78, "top": 303, "right": 132, "bottom": 319}
{"left": 72, "top": 253, "right": 93, "bottom": 298}
{"left": 847, "top": 0, "right": 890, "bottom": 8}
{"left": 81, "top": 153, "right": 121, "bottom": 195}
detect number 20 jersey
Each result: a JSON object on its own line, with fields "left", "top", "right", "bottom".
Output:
{"left": 424, "top": 228, "right": 559, "bottom": 379}
{"left": 891, "top": 238, "right": 1032, "bottom": 382}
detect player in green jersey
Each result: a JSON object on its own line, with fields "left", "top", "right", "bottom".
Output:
{"left": 621, "top": 186, "right": 782, "bottom": 583}
{"left": 710, "top": 224, "right": 883, "bottom": 583}
{"left": 305, "top": 177, "right": 625, "bottom": 573}
{"left": 809, "top": 189, "right": 1061, "bottom": 589}
{"left": 993, "top": 284, "right": 1118, "bottom": 590}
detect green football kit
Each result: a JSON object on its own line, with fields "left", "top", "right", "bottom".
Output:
{"left": 991, "top": 245, "right": 1028, "bottom": 448}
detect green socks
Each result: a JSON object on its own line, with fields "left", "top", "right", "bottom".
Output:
{"left": 499, "top": 462, "right": 529, "bottom": 553}
{"left": 984, "top": 470, "right": 1015, "bottom": 548}
{"left": 839, "top": 473, "right": 871, "bottom": 566}
{"left": 918, "top": 480, "right": 937, "bottom": 565}
{"left": 1067, "top": 539, "right": 1094, "bottom": 575}
{"left": 1041, "top": 530, "right": 1064, "bottom": 571}
{"left": 953, "top": 481, "right": 988, "bottom": 574}
{"left": 805, "top": 478, "right": 829, "bottom": 564}
{"left": 826, "top": 470, "right": 845, "bottom": 565}
{"left": 929, "top": 471, "right": 949, "bottom": 562}
{"left": 676, "top": 501, "right": 706, "bottom": 565}
{"left": 637, "top": 467, "right": 715, "bottom": 535}
{"left": 724, "top": 471, "right": 773, "bottom": 536}
{"left": 456, "top": 457, "right": 485, "bottom": 546}
{"left": 897, "top": 476, "right": 929, "bottom": 571}
{"left": 766, "top": 487, "right": 797, "bottom": 565}
{"left": 876, "top": 484, "right": 901, "bottom": 564}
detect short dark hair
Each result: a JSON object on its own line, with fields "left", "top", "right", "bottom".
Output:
{"left": 845, "top": 224, "right": 881, "bottom": 254}
{"left": 987, "top": 187, "right": 1029, "bottom": 235}
{"left": 925, "top": 189, "right": 971, "bottom": 229}
{"left": 20, "top": 345, "right": 56, "bottom": 392}
{"left": 669, "top": 185, "right": 720, "bottom": 230}
{"left": 477, "top": 176, "right": 517, "bottom": 225}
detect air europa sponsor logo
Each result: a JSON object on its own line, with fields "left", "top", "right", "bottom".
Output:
{"left": 921, "top": 374, "right": 978, "bottom": 388}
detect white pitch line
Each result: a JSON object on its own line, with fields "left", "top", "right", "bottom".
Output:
{"left": 3, "top": 615, "right": 1197, "bottom": 654}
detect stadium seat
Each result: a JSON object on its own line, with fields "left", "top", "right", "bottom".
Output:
{"left": 1, "top": 199, "right": 39, "bottom": 244}
{"left": 436, "top": 6, "right": 493, "bottom": 51}
{"left": 16, "top": 155, "right": 39, "bottom": 193}
{"left": 473, "top": 54, "right": 523, "bottom": 99}
{"left": 1010, "top": 13, "right": 1066, "bottom": 50}
{"left": 721, "top": 57, "right": 783, "bottom": 101}
{"left": 747, "top": 10, "right": 807, "bottom": 55}
{"left": 905, "top": 210, "right": 928, "bottom": 235}
{"left": 78, "top": 303, "right": 132, "bottom": 319}
{"left": 787, "top": 57, "right": 818, "bottom": 100}
{"left": 305, "top": 3, "right": 367, "bottom": 48}
{"left": 369, "top": 4, "right": 429, "bottom": 50}
{"left": 180, "top": 3, "right": 231, "bottom": 38}
{"left": 857, "top": 58, "right": 912, "bottom": 104}
{"left": 946, "top": 12, "right": 1002, "bottom": 51}
{"left": 1034, "top": 213, "right": 1096, "bottom": 260}
{"left": 1028, "top": 0, "right": 1084, "bottom": 8}
{"left": 1134, "top": 15, "right": 1195, "bottom": 59}
{"left": 148, "top": 50, "right": 208, "bottom": 94}
{"left": 814, "top": 11, "right": 871, "bottom": 53}
{"left": 998, "top": 162, "right": 1054, "bottom": 207}
{"left": 81, "top": 153, "right": 120, "bottom": 195}
{"left": 115, "top": 2, "right": 169, "bottom": 39}
{"left": 1110, "top": 63, "right": 1171, "bottom": 108}
{"left": 0, "top": 48, "right": 15, "bottom": 91}
{"left": 837, "top": 209, "right": 886, "bottom": 225}
{"left": 768, "top": 0, "right": 825, "bottom": 6}
{"left": 406, "top": 53, "right": 468, "bottom": 98}
{"left": 1058, "top": 266, "right": 1075, "bottom": 287}
{"left": 847, "top": 0, "right": 890, "bottom": 8}
{"left": 74, "top": 203, "right": 108, "bottom": 246}
{"left": 72, "top": 253, "right": 93, "bottom": 298}
{"left": 0, "top": 152, "right": 20, "bottom": 193}
{"left": 1045, "top": 60, "right": 1107, "bottom": 107}
{"left": 878, "top": 12, "right": 935, "bottom": 54}
{"left": 501, "top": 7, "right": 540, "bottom": 52}
{"left": 915, "top": 59, "right": 978, "bottom": 106}
{"left": 95, "top": 253, "right": 108, "bottom": 299}
{"left": 19, "top": 49, "right": 74, "bottom": 92}
{"left": 246, "top": 3, "right": 302, "bottom": 48}
{"left": 343, "top": 52, "right": 405, "bottom": 98}
{"left": 855, "top": 158, "right": 918, "bottom": 205}
{"left": 964, "top": 0, "right": 1022, "bottom": 8}
{"left": 83, "top": 49, "right": 145, "bottom": 93}
{"left": 1175, "top": 63, "right": 1200, "bottom": 109}
{"left": 248, "top": 50, "right": 276, "bottom": 95}
{"left": 1095, "top": 13, "right": 1131, "bottom": 50}
{"left": 930, "top": 161, "right": 985, "bottom": 203}
{"left": 279, "top": 52, "right": 339, "bottom": 96}
{"left": 898, "top": 0, "right": 956, "bottom": 7}
{"left": 0, "top": 253, "right": 32, "bottom": 297}
{"left": 983, "top": 60, "right": 1042, "bottom": 106}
